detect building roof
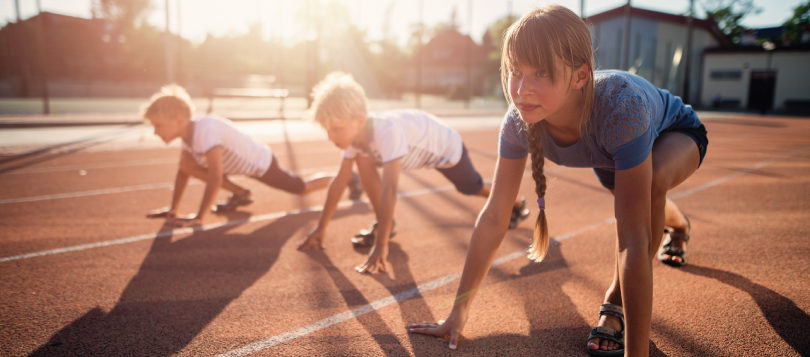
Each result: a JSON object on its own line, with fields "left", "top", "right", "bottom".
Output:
{"left": 704, "top": 45, "right": 810, "bottom": 54}
{"left": 586, "top": 4, "right": 729, "bottom": 46}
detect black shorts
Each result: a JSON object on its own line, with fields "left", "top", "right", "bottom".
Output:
{"left": 436, "top": 144, "right": 485, "bottom": 195}
{"left": 594, "top": 124, "right": 708, "bottom": 190}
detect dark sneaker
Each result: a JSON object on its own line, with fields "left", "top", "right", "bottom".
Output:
{"left": 508, "top": 198, "right": 530, "bottom": 229}
{"left": 351, "top": 220, "right": 396, "bottom": 247}
{"left": 348, "top": 172, "right": 364, "bottom": 200}
{"left": 212, "top": 190, "right": 253, "bottom": 213}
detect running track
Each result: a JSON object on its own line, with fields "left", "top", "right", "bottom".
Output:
{"left": 1, "top": 114, "right": 808, "bottom": 356}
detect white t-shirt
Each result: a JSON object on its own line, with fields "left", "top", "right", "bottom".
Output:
{"left": 343, "top": 110, "right": 463, "bottom": 170}
{"left": 182, "top": 115, "right": 273, "bottom": 177}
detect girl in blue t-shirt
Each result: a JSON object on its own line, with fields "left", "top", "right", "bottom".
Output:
{"left": 408, "top": 5, "right": 707, "bottom": 356}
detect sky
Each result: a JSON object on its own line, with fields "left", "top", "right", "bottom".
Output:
{"left": 1, "top": 0, "right": 804, "bottom": 46}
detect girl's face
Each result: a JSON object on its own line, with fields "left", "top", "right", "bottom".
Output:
{"left": 508, "top": 61, "right": 573, "bottom": 124}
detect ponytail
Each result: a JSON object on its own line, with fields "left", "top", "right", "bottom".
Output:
{"left": 525, "top": 122, "right": 549, "bottom": 262}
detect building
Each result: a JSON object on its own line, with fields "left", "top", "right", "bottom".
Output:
{"left": 408, "top": 27, "right": 487, "bottom": 98}
{"left": 702, "top": 47, "right": 810, "bottom": 113}
{"left": 586, "top": 5, "right": 728, "bottom": 106}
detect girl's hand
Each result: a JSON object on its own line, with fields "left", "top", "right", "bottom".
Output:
{"left": 355, "top": 245, "right": 388, "bottom": 273}
{"left": 298, "top": 228, "right": 325, "bottom": 251}
{"left": 147, "top": 207, "right": 175, "bottom": 219}
{"left": 407, "top": 312, "right": 467, "bottom": 350}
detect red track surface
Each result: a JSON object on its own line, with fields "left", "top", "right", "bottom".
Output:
{"left": 1, "top": 114, "right": 809, "bottom": 356}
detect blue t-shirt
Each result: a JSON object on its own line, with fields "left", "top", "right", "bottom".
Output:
{"left": 499, "top": 70, "right": 702, "bottom": 170}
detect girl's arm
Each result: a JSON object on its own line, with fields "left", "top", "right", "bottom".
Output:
{"left": 613, "top": 154, "right": 653, "bottom": 357}
{"left": 355, "top": 157, "right": 401, "bottom": 274}
{"left": 408, "top": 155, "right": 527, "bottom": 349}
{"left": 298, "top": 157, "right": 355, "bottom": 250}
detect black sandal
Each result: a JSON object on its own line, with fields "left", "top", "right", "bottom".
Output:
{"left": 508, "top": 198, "right": 530, "bottom": 229}
{"left": 586, "top": 303, "right": 625, "bottom": 357}
{"left": 212, "top": 190, "right": 253, "bottom": 213}
{"left": 657, "top": 215, "right": 691, "bottom": 267}
{"left": 351, "top": 220, "right": 396, "bottom": 247}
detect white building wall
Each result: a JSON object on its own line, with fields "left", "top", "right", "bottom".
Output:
{"left": 771, "top": 52, "right": 810, "bottom": 109}
{"left": 702, "top": 51, "right": 810, "bottom": 110}
{"left": 592, "top": 16, "right": 717, "bottom": 105}
{"left": 701, "top": 53, "right": 766, "bottom": 108}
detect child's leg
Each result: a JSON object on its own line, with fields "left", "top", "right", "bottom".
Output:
{"left": 179, "top": 151, "right": 247, "bottom": 195}
{"left": 256, "top": 154, "right": 332, "bottom": 195}
{"left": 301, "top": 174, "right": 333, "bottom": 194}
{"left": 436, "top": 145, "right": 529, "bottom": 226}
{"left": 589, "top": 131, "right": 701, "bottom": 352}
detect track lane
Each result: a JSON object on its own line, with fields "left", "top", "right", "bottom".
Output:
{"left": 1, "top": 116, "right": 808, "bottom": 356}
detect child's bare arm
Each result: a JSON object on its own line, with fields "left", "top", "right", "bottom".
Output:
{"left": 147, "top": 152, "right": 190, "bottom": 219}
{"left": 173, "top": 146, "right": 223, "bottom": 226}
{"left": 613, "top": 155, "right": 654, "bottom": 356}
{"left": 408, "top": 155, "right": 526, "bottom": 349}
{"left": 196, "top": 146, "right": 224, "bottom": 221}
{"left": 298, "top": 157, "right": 355, "bottom": 250}
{"left": 355, "top": 157, "right": 400, "bottom": 274}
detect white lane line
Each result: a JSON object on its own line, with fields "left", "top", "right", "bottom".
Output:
{"left": 5, "top": 158, "right": 176, "bottom": 175}
{"left": 217, "top": 144, "right": 810, "bottom": 356}
{"left": 670, "top": 144, "right": 810, "bottom": 200}
{"left": 0, "top": 183, "right": 174, "bottom": 204}
{"left": 0, "top": 184, "right": 458, "bottom": 264}
{"left": 0, "top": 166, "right": 337, "bottom": 205}
{"left": 0, "top": 202, "right": 342, "bottom": 264}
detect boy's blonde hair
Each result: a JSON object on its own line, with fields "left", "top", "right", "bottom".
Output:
{"left": 500, "top": 5, "right": 595, "bottom": 262}
{"left": 309, "top": 72, "right": 367, "bottom": 127}
{"left": 142, "top": 84, "right": 195, "bottom": 123}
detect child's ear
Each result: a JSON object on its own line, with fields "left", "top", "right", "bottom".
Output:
{"left": 571, "top": 63, "right": 590, "bottom": 90}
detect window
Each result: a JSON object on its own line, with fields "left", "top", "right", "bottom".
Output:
{"left": 710, "top": 70, "right": 742, "bottom": 80}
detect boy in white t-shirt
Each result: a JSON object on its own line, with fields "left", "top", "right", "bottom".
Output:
{"left": 142, "top": 84, "right": 346, "bottom": 227}
{"left": 297, "top": 72, "right": 530, "bottom": 273}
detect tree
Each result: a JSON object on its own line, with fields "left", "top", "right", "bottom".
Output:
{"left": 480, "top": 15, "right": 517, "bottom": 97}
{"left": 700, "top": 0, "right": 762, "bottom": 44}
{"left": 783, "top": 0, "right": 810, "bottom": 45}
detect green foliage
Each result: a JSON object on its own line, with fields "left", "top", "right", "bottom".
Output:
{"left": 783, "top": 0, "right": 810, "bottom": 45}
{"left": 701, "top": 0, "right": 762, "bottom": 44}
{"left": 91, "top": 0, "right": 151, "bottom": 30}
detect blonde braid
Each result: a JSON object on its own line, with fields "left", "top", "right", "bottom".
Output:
{"left": 525, "top": 122, "right": 549, "bottom": 262}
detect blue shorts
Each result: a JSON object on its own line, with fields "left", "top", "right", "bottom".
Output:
{"left": 594, "top": 124, "right": 708, "bottom": 190}
{"left": 436, "top": 145, "right": 484, "bottom": 195}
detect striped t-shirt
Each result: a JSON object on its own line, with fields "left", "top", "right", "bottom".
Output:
{"left": 343, "top": 109, "right": 464, "bottom": 170}
{"left": 183, "top": 115, "right": 272, "bottom": 177}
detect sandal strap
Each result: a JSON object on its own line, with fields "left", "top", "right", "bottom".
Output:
{"left": 589, "top": 326, "right": 624, "bottom": 345}
{"left": 227, "top": 190, "right": 251, "bottom": 203}
{"left": 661, "top": 246, "right": 685, "bottom": 257}
{"left": 598, "top": 303, "right": 625, "bottom": 332}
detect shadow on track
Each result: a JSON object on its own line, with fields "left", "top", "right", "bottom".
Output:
{"left": 0, "top": 124, "right": 137, "bottom": 175}
{"left": 29, "top": 210, "right": 331, "bottom": 356}
{"left": 681, "top": 264, "right": 810, "bottom": 356}
{"left": 304, "top": 249, "right": 411, "bottom": 355}
{"left": 420, "top": 241, "right": 667, "bottom": 355}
